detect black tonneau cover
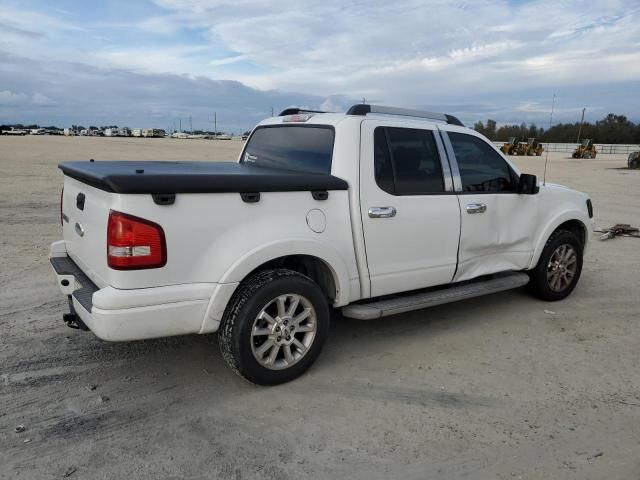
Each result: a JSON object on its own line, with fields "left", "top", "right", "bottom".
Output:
{"left": 59, "top": 161, "right": 348, "bottom": 194}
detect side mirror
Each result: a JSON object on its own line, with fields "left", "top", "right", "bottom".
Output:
{"left": 518, "top": 173, "right": 539, "bottom": 195}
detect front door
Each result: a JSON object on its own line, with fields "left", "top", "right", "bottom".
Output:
{"left": 441, "top": 129, "right": 538, "bottom": 281}
{"left": 359, "top": 120, "right": 461, "bottom": 297}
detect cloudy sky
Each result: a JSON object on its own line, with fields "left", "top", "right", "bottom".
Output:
{"left": 1, "top": 0, "right": 639, "bottom": 132}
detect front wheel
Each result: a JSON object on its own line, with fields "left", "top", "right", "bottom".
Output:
{"left": 528, "top": 230, "right": 583, "bottom": 301}
{"left": 219, "top": 269, "right": 330, "bottom": 385}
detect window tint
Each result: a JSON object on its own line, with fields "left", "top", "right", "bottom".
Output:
{"left": 374, "top": 127, "right": 445, "bottom": 195}
{"left": 448, "top": 132, "right": 514, "bottom": 192}
{"left": 374, "top": 128, "right": 394, "bottom": 193}
{"left": 243, "top": 126, "right": 334, "bottom": 174}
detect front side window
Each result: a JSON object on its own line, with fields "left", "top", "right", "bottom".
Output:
{"left": 243, "top": 125, "right": 335, "bottom": 174}
{"left": 448, "top": 132, "right": 514, "bottom": 192}
{"left": 374, "top": 127, "right": 445, "bottom": 195}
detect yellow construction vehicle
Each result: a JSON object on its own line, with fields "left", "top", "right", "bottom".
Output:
{"left": 526, "top": 138, "right": 544, "bottom": 156}
{"left": 500, "top": 137, "right": 517, "bottom": 155}
{"left": 572, "top": 139, "right": 597, "bottom": 159}
{"left": 514, "top": 141, "right": 530, "bottom": 156}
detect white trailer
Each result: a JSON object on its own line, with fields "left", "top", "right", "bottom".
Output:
{"left": 142, "top": 128, "right": 165, "bottom": 138}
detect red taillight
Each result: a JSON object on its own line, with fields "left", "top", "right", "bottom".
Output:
{"left": 107, "top": 210, "right": 166, "bottom": 270}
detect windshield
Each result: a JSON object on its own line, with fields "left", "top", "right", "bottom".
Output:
{"left": 242, "top": 125, "right": 335, "bottom": 174}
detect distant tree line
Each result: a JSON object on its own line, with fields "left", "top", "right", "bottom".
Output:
{"left": 474, "top": 114, "right": 640, "bottom": 144}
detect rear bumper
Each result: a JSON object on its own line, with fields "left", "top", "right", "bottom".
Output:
{"left": 49, "top": 241, "right": 237, "bottom": 341}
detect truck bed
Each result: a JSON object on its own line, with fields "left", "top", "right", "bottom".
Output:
{"left": 59, "top": 161, "right": 348, "bottom": 194}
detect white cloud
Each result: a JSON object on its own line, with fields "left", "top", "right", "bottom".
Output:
{"left": 0, "top": 0, "right": 639, "bottom": 127}
{"left": 32, "top": 92, "right": 56, "bottom": 106}
{"left": 0, "top": 90, "right": 29, "bottom": 105}
{"left": 147, "top": 0, "right": 640, "bottom": 102}
{"left": 208, "top": 55, "right": 247, "bottom": 67}
{"left": 318, "top": 97, "right": 346, "bottom": 113}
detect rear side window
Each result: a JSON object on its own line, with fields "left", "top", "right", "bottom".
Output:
{"left": 243, "top": 126, "right": 334, "bottom": 174}
{"left": 374, "top": 127, "right": 445, "bottom": 195}
{"left": 448, "top": 132, "right": 514, "bottom": 192}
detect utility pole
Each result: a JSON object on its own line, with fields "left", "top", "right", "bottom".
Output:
{"left": 214, "top": 112, "right": 217, "bottom": 138}
{"left": 271, "top": 107, "right": 274, "bottom": 117}
{"left": 189, "top": 115, "right": 193, "bottom": 134}
{"left": 576, "top": 107, "right": 586, "bottom": 144}
{"left": 179, "top": 119, "right": 181, "bottom": 133}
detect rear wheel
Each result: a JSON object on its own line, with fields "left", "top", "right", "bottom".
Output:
{"left": 630, "top": 158, "right": 640, "bottom": 169}
{"left": 528, "top": 230, "right": 583, "bottom": 301}
{"left": 219, "top": 269, "right": 330, "bottom": 385}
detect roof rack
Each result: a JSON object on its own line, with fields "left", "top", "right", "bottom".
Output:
{"left": 279, "top": 108, "right": 327, "bottom": 116}
{"left": 346, "top": 104, "right": 464, "bottom": 127}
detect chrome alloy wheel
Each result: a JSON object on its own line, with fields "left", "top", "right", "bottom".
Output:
{"left": 250, "top": 294, "right": 317, "bottom": 370}
{"left": 546, "top": 244, "right": 578, "bottom": 292}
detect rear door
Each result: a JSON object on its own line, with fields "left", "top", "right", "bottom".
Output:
{"left": 359, "top": 120, "right": 461, "bottom": 297}
{"left": 440, "top": 129, "right": 538, "bottom": 281}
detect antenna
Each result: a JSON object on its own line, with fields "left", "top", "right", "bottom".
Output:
{"left": 543, "top": 94, "right": 556, "bottom": 186}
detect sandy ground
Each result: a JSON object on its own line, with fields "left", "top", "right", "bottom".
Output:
{"left": 1, "top": 136, "right": 639, "bottom": 479}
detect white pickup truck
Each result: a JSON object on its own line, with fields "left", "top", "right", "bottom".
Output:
{"left": 50, "top": 104, "right": 594, "bottom": 384}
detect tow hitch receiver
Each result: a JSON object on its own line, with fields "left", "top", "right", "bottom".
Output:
{"left": 63, "top": 298, "right": 89, "bottom": 331}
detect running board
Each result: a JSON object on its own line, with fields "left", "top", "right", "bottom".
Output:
{"left": 342, "top": 272, "right": 529, "bottom": 320}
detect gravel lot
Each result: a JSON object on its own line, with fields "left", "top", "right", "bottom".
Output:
{"left": 1, "top": 136, "right": 639, "bottom": 479}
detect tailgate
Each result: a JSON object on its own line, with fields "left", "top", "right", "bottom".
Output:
{"left": 62, "top": 176, "right": 113, "bottom": 288}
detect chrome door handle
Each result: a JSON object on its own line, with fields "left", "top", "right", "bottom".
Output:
{"left": 368, "top": 206, "right": 397, "bottom": 218}
{"left": 74, "top": 222, "right": 85, "bottom": 237}
{"left": 466, "top": 203, "right": 487, "bottom": 214}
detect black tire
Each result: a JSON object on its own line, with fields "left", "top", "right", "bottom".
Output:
{"left": 219, "top": 269, "right": 330, "bottom": 385}
{"left": 528, "top": 229, "right": 583, "bottom": 301}
{"left": 630, "top": 159, "right": 640, "bottom": 169}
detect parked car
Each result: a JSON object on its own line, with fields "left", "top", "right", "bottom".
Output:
{"left": 50, "top": 104, "right": 594, "bottom": 384}
{"left": 1, "top": 127, "right": 28, "bottom": 136}
{"left": 628, "top": 151, "right": 639, "bottom": 169}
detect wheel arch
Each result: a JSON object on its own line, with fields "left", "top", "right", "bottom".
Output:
{"left": 246, "top": 255, "right": 338, "bottom": 301}
{"left": 529, "top": 215, "right": 589, "bottom": 269}
{"left": 223, "top": 242, "right": 350, "bottom": 301}
{"left": 199, "top": 240, "right": 355, "bottom": 335}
